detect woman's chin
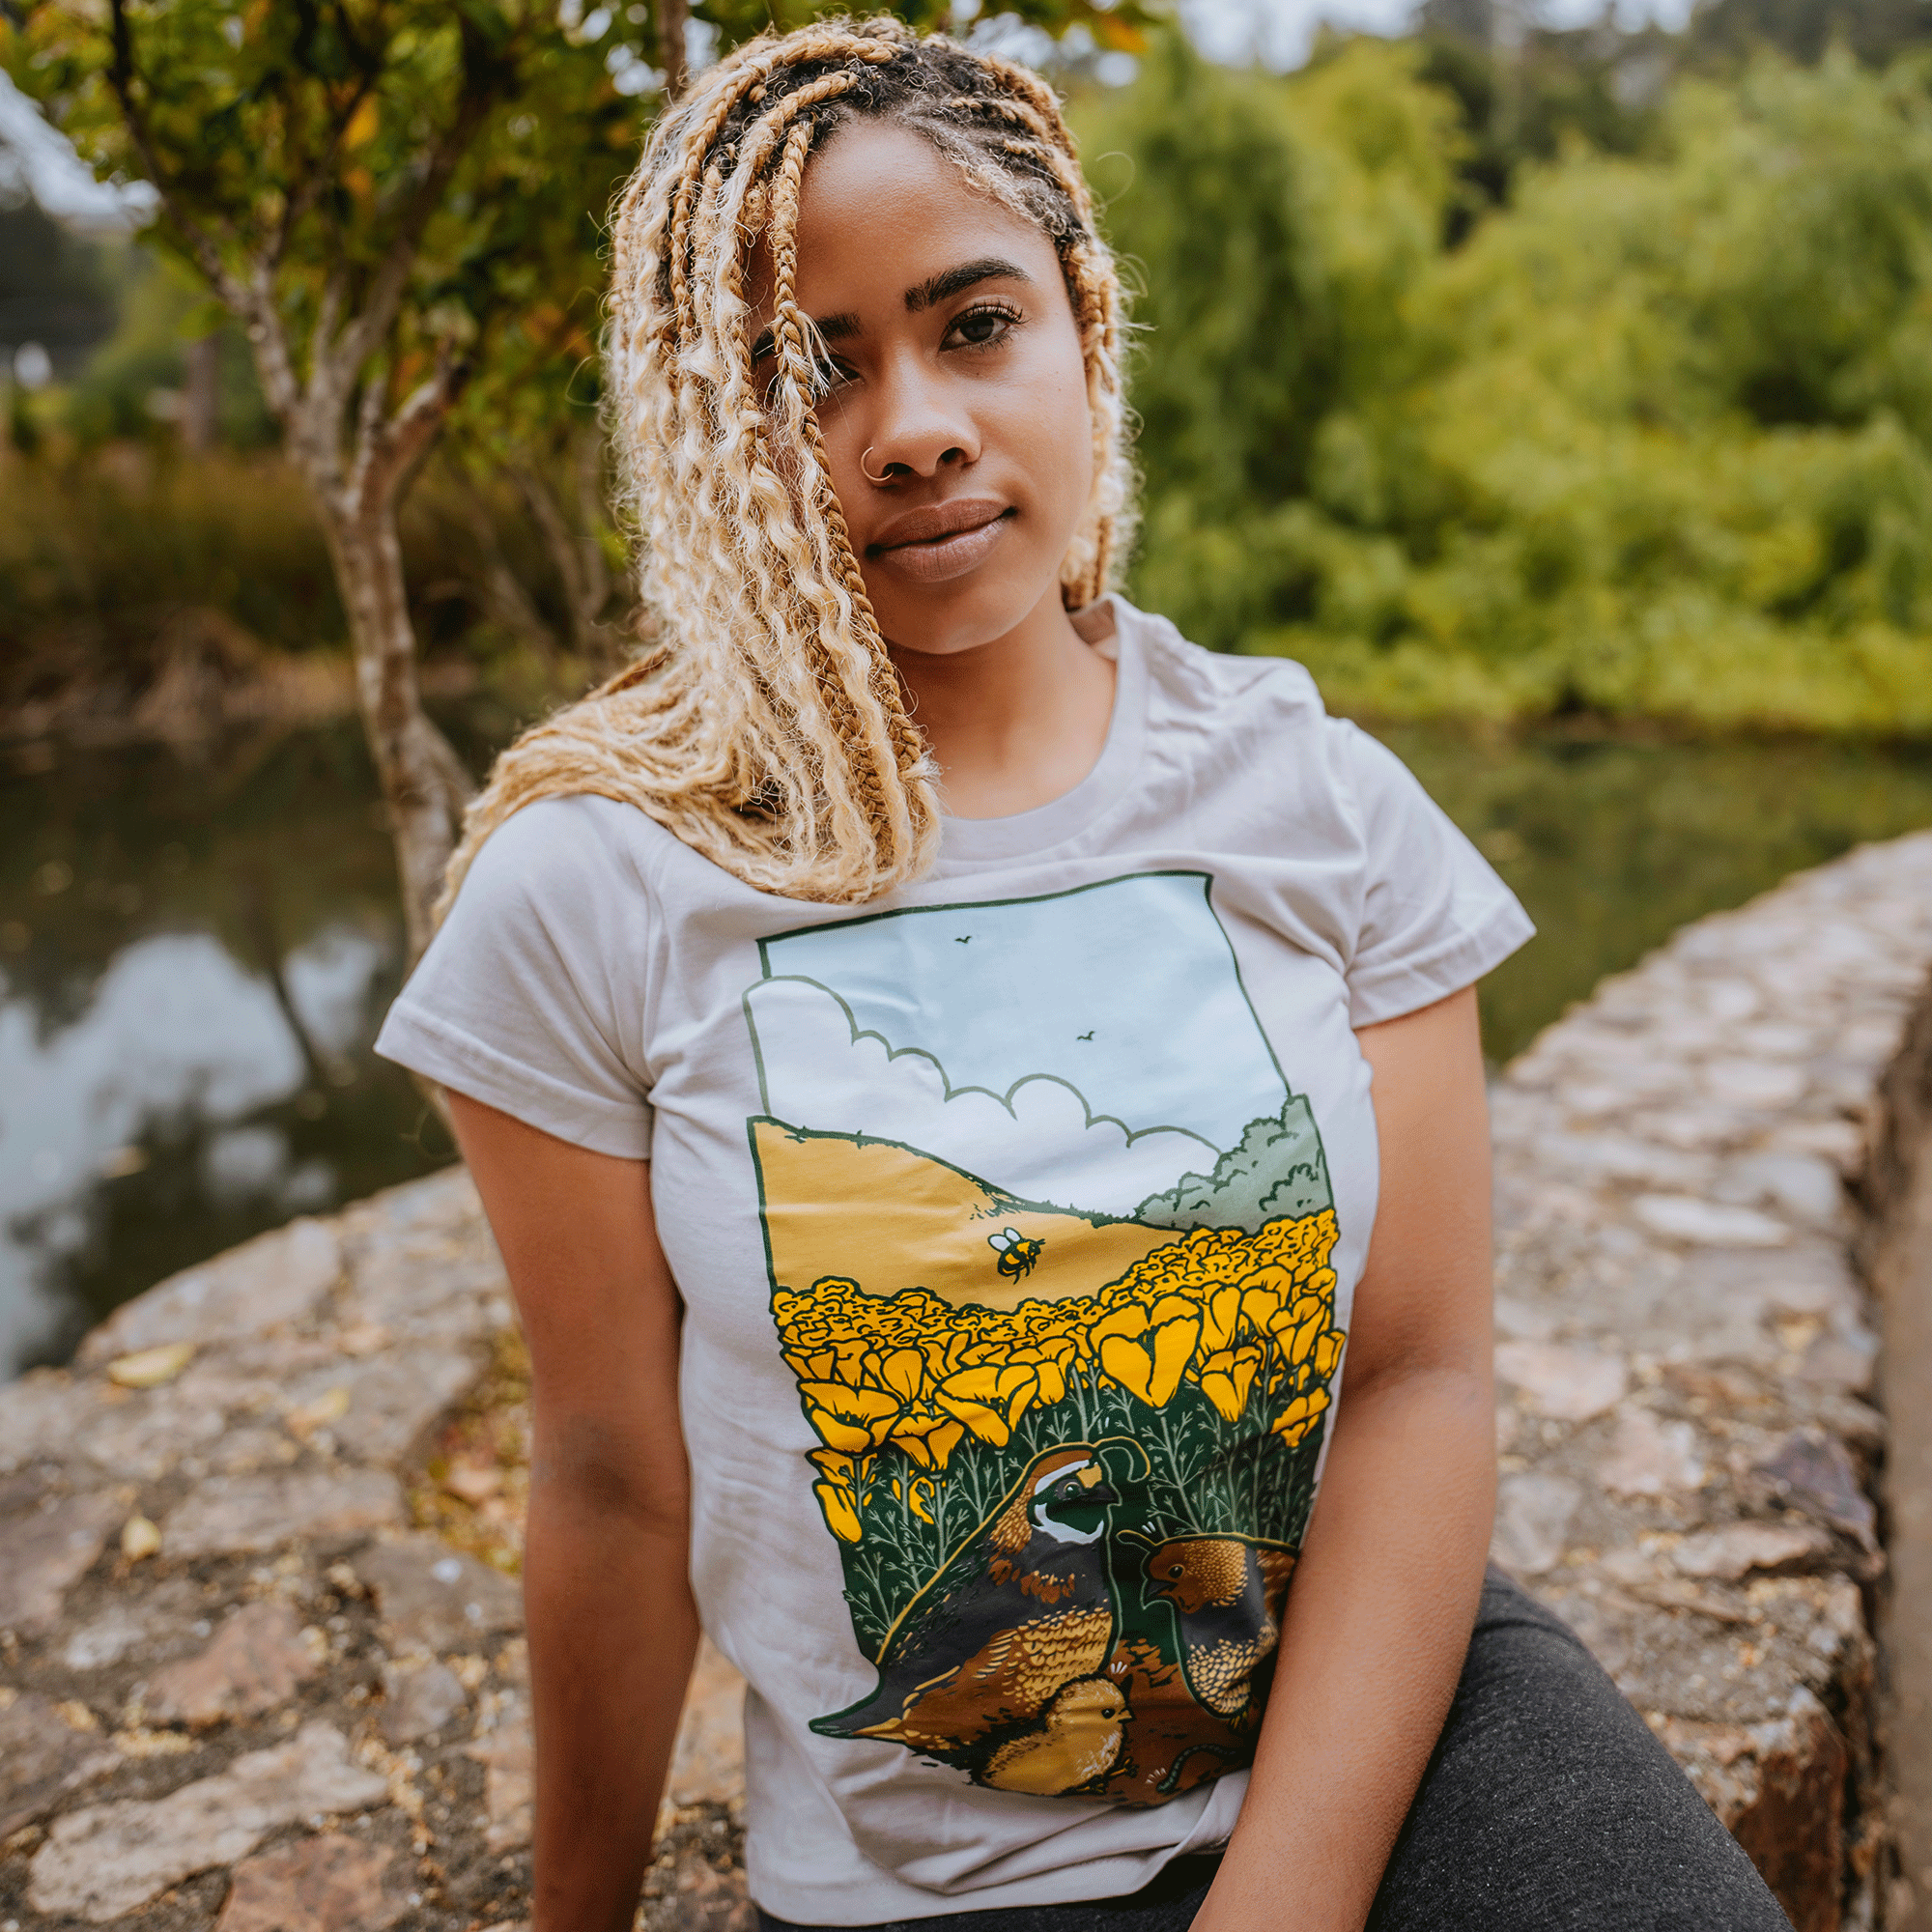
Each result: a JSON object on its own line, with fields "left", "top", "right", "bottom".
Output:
{"left": 870, "top": 568, "right": 1070, "bottom": 660}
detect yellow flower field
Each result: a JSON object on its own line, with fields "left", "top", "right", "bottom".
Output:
{"left": 775, "top": 1209, "right": 1346, "bottom": 1545}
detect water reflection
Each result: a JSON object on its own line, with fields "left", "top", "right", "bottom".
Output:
{"left": 1, "top": 726, "right": 452, "bottom": 1375}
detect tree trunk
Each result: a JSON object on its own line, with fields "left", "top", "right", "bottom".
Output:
{"left": 318, "top": 497, "right": 469, "bottom": 968}
{"left": 657, "top": 0, "right": 690, "bottom": 100}
{"left": 181, "top": 335, "right": 220, "bottom": 453}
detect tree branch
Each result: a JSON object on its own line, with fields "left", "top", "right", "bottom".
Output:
{"left": 327, "top": 27, "right": 498, "bottom": 387}
{"left": 104, "top": 0, "right": 251, "bottom": 316}
{"left": 355, "top": 349, "right": 469, "bottom": 514}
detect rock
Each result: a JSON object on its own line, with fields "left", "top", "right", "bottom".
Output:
{"left": 0, "top": 1690, "right": 117, "bottom": 1837}
{"left": 1599, "top": 1409, "right": 1706, "bottom": 1497}
{"left": 1702, "top": 1059, "right": 1808, "bottom": 1110}
{"left": 1493, "top": 1342, "right": 1628, "bottom": 1421}
{"left": 281, "top": 1345, "right": 480, "bottom": 1463}
{"left": 145, "top": 1602, "right": 327, "bottom": 1728}
{"left": 669, "top": 1640, "right": 748, "bottom": 1808}
{"left": 210, "top": 1425, "right": 303, "bottom": 1474}
{"left": 215, "top": 1832, "right": 404, "bottom": 1932}
{"left": 655, "top": 1854, "right": 755, "bottom": 1932}
{"left": 355, "top": 1534, "right": 522, "bottom": 1653}
{"left": 1692, "top": 1695, "right": 1851, "bottom": 1932}
{"left": 1714, "top": 1154, "right": 1844, "bottom": 1228}
{"left": 1685, "top": 1244, "right": 1860, "bottom": 1321}
{"left": 1492, "top": 1296, "right": 1557, "bottom": 1341}
{"left": 0, "top": 1491, "right": 125, "bottom": 1635}
{"left": 62, "top": 1577, "right": 205, "bottom": 1671}
{"left": 26, "top": 1719, "right": 386, "bottom": 1922}
{"left": 77, "top": 1217, "right": 342, "bottom": 1367}
{"left": 162, "top": 1468, "right": 403, "bottom": 1559}
{"left": 1542, "top": 1132, "right": 1703, "bottom": 1189}
{"left": 73, "top": 1382, "right": 230, "bottom": 1481}
{"left": 0, "top": 1372, "right": 96, "bottom": 1473}
{"left": 1492, "top": 1473, "right": 1581, "bottom": 1577}
{"left": 379, "top": 1657, "right": 468, "bottom": 1746}
{"left": 1672, "top": 1522, "right": 1835, "bottom": 1580}
{"left": 467, "top": 1717, "right": 534, "bottom": 1853}
{"left": 1632, "top": 1195, "right": 1791, "bottom": 1247}
{"left": 1751, "top": 1431, "right": 1878, "bottom": 1551}
{"left": 1797, "top": 1326, "right": 1878, "bottom": 1393}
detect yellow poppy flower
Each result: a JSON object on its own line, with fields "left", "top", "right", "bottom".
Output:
{"left": 935, "top": 1363, "right": 1040, "bottom": 1447}
{"left": 1010, "top": 1346, "right": 1068, "bottom": 1406}
{"left": 1200, "top": 1283, "right": 1243, "bottom": 1354}
{"left": 1199, "top": 1344, "right": 1263, "bottom": 1423}
{"left": 877, "top": 1347, "right": 928, "bottom": 1401}
{"left": 1272, "top": 1386, "right": 1331, "bottom": 1447}
{"left": 896, "top": 1416, "right": 968, "bottom": 1470}
{"left": 813, "top": 1480, "right": 863, "bottom": 1542}
{"left": 799, "top": 1379, "right": 902, "bottom": 1454}
{"left": 1093, "top": 1297, "right": 1201, "bottom": 1408}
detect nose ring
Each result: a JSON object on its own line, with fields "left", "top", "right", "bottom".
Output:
{"left": 860, "top": 446, "right": 895, "bottom": 486}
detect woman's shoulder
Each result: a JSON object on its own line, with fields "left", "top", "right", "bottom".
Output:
{"left": 454, "top": 791, "right": 674, "bottom": 917}
{"left": 1119, "top": 599, "right": 1329, "bottom": 727}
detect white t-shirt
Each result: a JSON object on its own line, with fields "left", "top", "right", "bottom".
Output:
{"left": 376, "top": 597, "right": 1532, "bottom": 1925}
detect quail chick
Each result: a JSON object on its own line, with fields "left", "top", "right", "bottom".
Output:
{"left": 983, "top": 1676, "right": 1133, "bottom": 1795}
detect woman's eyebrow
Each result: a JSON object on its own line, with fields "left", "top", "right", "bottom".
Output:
{"left": 748, "top": 259, "right": 1026, "bottom": 363}
{"left": 905, "top": 257, "right": 1032, "bottom": 312}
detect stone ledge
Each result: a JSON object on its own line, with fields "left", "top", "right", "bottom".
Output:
{"left": 1492, "top": 829, "right": 1932, "bottom": 1932}
{"left": 1, "top": 830, "right": 1929, "bottom": 1931}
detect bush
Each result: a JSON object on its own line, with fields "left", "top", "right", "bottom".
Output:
{"left": 1082, "top": 39, "right": 1932, "bottom": 730}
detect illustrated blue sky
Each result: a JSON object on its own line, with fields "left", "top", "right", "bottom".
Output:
{"left": 758, "top": 872, "right": 1289, "bottom": 1156}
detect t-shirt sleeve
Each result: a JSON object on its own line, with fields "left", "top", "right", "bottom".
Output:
{"left": 374, "top": 796, "right": 657, "bottom": 1159}
{"left": 1334, "top": 720, "right": 1535, "bottom": 1029}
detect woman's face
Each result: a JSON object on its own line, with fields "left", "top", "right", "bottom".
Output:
{"left": 751, "top": 120, "right": 1095, "bottom": 659}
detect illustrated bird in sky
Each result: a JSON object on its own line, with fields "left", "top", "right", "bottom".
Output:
{"left": 812, "top": 1447, "right": 1122, "bottom": 1782}
{"left": 1077, "top": 1031, "right": 1094, "bottom": 1041}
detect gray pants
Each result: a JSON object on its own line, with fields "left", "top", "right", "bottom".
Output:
{"left": 759, "top": 1570, "right": 1792, "bottom": 1932}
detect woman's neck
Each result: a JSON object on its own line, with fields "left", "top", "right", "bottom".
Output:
{"left": 888, "top": 587, "right": 1117, "bottom": 821}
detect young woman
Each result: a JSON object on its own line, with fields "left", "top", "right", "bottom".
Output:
{"left": 378, "top": 20, "right": 1791, "bottom": 1932}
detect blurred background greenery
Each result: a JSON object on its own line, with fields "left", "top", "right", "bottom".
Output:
{"left": 3, "top": 0, "right": 1932, "bottom": 1370}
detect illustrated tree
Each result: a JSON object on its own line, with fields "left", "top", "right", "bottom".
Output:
{"left": 1, "top": 0, "right": 1143, "bottom": 961}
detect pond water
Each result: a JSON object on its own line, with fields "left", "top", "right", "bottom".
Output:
{"left": 5, "top": 717, "right": 1931, "bottom": 1377}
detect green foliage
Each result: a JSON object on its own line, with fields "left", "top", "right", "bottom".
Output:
{"left": 3, "top": 0, "right": 1149, "bottom": 464}
{"left": 55, "top": 250, "right": 273, "bottom": 446}
{"left": 3, "top": 3, "right": 650, "bottom": 433}
{"left": 0, "top": 448, "right": 568, "bottom": 689}
{"left": 1085, "top": 37, "right": 1932, "bottom": 730}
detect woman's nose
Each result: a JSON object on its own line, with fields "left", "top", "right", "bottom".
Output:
{"left": 861, "top": 357, "right": 980, "bottom": 482}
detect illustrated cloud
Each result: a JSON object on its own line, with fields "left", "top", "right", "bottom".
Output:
{"left": 747, "top": 977, "right": 1219, "bottom": 1220}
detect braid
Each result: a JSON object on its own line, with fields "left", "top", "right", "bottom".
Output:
{"left": 439, "top": 15, "right": 1133, "bottom": 917}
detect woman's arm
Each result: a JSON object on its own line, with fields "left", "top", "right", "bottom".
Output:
{"left": 448, "top": 1093, "right": 700, "bottom": 1932}
{"left": 1194, "top": 986, "right": 1497, "bottom": 1932}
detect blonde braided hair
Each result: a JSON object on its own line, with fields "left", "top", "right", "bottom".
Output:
{"left": 438, "top": 16, "right": 1134, "bottom": 916}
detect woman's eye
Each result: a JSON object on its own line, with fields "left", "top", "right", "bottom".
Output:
{"left": 945, "top": 303, "right": 1019, "bottom": 351}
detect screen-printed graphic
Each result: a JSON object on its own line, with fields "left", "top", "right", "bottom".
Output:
{"left": 744, "top": 873, "right": 1345, "bottom": 1805}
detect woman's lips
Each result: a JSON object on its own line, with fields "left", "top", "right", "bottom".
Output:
{"left": 867, "top": 503, "right": 1013, "bottom": 584}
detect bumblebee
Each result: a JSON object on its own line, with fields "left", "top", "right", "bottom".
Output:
{"left": 988, "top": 1226, "right": 1044, "bottom": 1281}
